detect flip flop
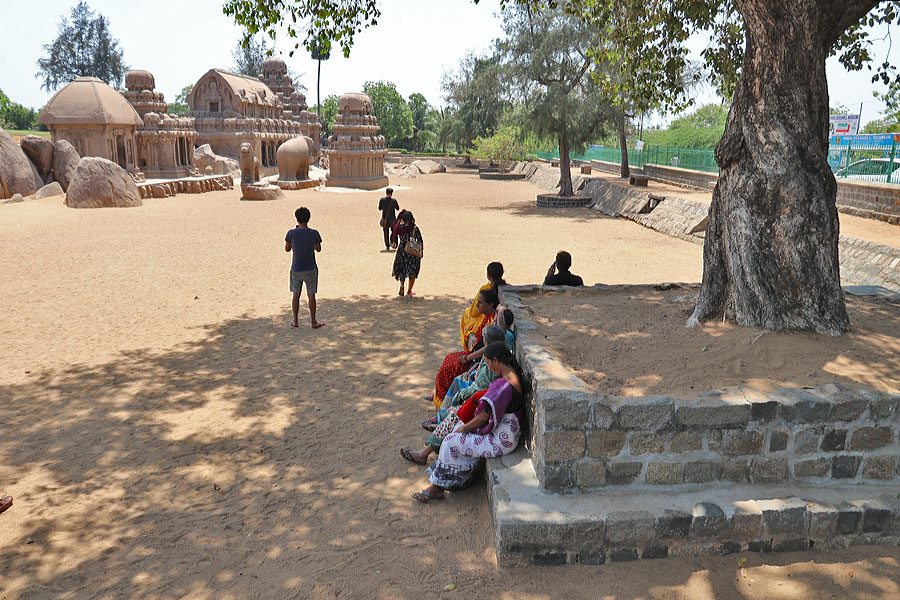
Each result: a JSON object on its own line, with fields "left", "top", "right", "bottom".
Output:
{"left": 311, "top": 322, "right": 326, "bottom": 329}
{"left": 422, "top": 416, "right": 438, "bottom": 431}
{"left": 0, "top": 496, "right": 12, "bottom": 515}
{"left": 407, "top": 291, "right": 416, "bottom": 296}
{"left": 412, "top": 490, "right": 445, "bottom": 503}
{"left": 400, "top": 447, "right": 428, "bottom": 465}
{"left": 290, "top": 322, "right": 299, "bottom": 328}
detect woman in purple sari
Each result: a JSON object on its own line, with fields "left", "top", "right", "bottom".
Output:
{"left": 413, "top": 342, "right": 525, "bottom": 502}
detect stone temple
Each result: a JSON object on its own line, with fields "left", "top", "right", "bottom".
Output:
{"left": 38, "top": 58, "right": 323, "bottom": 181}
{"left": 325, "top": 93, "right": 388, "bottom": 190}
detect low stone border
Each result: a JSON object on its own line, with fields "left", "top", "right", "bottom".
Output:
{"left": 480, "top": 172, "right": 527, "bottom": 181}
{"left": 137, "top": 175, "right": 233, "bottom": 198}
{"left": 274, "top": 178, "right": 321, "bottom": 190}
{"left": 499, "top": 284, "right": 900, "bottom": 493}
{"left": 486, "top": 449, "right": 900, "bottom": 566}
{"left": 536, "top": 193, "right": 591, "bottom": 207}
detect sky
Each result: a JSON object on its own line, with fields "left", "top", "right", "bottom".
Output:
{"left": 1, "top": 0, "right": 896, "bottom": 128}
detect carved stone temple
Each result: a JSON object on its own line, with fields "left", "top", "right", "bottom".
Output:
{"left": 325, "top": 93, "right": 388, "bottom": 190}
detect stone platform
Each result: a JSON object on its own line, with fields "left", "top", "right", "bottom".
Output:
{"left": 137, "top": 175, "right": 233, "bottom": 199}
{"left": 486, "top": 449, "right": 900, "bottom": 566}
{"left": 240, "top": 183, "right": 284, "bottom": 201}
{"left": 479, "top": 172, "right": 527, "bottom": 181}
{"left": 537, "top": 193, "right": 592, "bottom": 207}
{"left": 275, "top": 178, "right": 321, "bottom": 190}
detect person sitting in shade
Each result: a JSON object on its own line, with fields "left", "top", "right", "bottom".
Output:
{"left": 543, "top": 251, "right": 584, "bottom": 286}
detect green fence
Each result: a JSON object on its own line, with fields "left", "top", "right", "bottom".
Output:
{"left": 536, "top": 146, "right": 718, "bottom": 173}
{"left": 827, "top": 138, "right": 900, "bottom": 183}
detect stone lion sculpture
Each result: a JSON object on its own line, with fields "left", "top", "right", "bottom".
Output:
{"left": 239, "top": 143, "right": 260, "bottom": 184}
{"left": 276, "top": 135, "right": 319, "bottom": 181}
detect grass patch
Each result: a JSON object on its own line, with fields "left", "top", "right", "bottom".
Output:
{"left": 5, "top": 130, "right": 50, "bottom": 138}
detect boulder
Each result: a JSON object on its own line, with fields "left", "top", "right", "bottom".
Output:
{"left": 65, "top": 157, "right": 143, "bottom": 209}
{"left": 0, "top": 128, "right": 41, "bottom": 198}
{"left": 34, "top": 182, "right": 64, "bottom": 199}
{"left": 52, "top": 140, "right": 81, "bottom": 191}
{"left": 240, "top": 183, "right": 284, "bottom": 201}
{"left": 1, "top": 193, "right": 25, "bottom": 204}
{"left": 410, "top": 159, "right": 445, "bottom": 174}
{"left": 194, "top": 144, "right": 240, "bottom": 177}
{"left": 20, "top": 135, "right": 54, "bottom": 178}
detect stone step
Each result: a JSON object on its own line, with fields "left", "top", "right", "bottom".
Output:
{"left": 486, "top": 448, "right": 900, "bottom": 567}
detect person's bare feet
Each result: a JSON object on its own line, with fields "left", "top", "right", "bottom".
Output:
{"left": 398, "top": 282, "right": 405, "bottom": 296}
{"left": 311, "top": 321, "right": 326, "bottom": 329}
{"left": 291, "top": 321, "right": 299, "bottom": 328}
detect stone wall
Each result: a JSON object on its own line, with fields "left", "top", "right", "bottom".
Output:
{"left": 836, "top": 179, "right": 900, "bottom": 225}
{"left": 500, "top": 285, "right": 900, "bottom": 494}
{"left": 642, "top": 164, "right": 718, "bottom": 191}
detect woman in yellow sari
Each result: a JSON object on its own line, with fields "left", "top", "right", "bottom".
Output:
{"left": 459, "top": 262, "right": 506, "bottom": 352}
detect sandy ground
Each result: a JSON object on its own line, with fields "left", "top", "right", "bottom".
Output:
{"left": 525, "top": 287, "right": 900, "bottom": 397}
{"left": 1, "top": 168, "right": 899, "bottom": 599}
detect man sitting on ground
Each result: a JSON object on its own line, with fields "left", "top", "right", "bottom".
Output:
{"left": 543, "top": 251, "right": 584, "bottom": 286}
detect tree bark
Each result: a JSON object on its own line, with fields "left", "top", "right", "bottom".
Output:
{"left": 688, "top": 0, "right": 875, "bottom": 336}
{"left": 618, "top": 113, "right": 630, "bottom": 178}
{"left": 559, "top": 131, "right": 574, "bottom": 196}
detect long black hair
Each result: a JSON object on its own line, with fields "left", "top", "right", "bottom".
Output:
{"left": 484, "top": 341, "right": 527, "bottom": 412}
{"left": 487, "top": 262, "right": 507, "bottom": 286}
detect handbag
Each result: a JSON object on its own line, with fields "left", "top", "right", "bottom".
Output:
{"left": 404, "top": 227, "right": 423, "bottom": 258}
{"left": 379, "top": 217, "right": 387, "bottom": 228}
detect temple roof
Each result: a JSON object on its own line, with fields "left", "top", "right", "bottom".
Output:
{"left": 188, "top": 69, "right": 281, "bottom": 108}
{"left": 38, "top": 77, "right": 143, "bottom": 127}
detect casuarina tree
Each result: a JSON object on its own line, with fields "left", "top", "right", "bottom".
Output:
{"left": 36, "top": 1, "right": 128, "bottom": 91}
{"left": 498, "top": 3, "right": 615, "bottom": 195}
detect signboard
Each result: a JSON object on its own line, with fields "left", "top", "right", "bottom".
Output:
{"left": 829, "top": 114, "right": 860, "bottom": 136}
{"left": 635, "top": 139, "right": 645, "bottom": 151}
{"left": 829, "top": 133, "right": 900, "bottom": 148}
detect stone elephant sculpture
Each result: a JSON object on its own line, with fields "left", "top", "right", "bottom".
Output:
{"left": 239, "top": 143, "right": 260, "bottom": 184}
{"left": 276, "top": 135, "right": 319, "bottom": 182}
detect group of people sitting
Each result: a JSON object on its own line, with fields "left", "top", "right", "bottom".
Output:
{"left": 401, "top": 262, "right": 527, "bottom": 502}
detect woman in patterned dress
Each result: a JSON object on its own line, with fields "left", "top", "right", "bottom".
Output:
{"left": 391, "top": 210, "right": 422, "bottom": 296}
{"left": 413, "top": 342, "right": 525, "bottom": 502}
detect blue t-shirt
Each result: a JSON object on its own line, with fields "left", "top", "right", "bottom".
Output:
{"left": 285, "top": 227, "right": 322, "bottom": 272}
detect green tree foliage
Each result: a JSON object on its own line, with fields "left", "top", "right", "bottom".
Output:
{"left": 497, "top": 3, "right": 615, "bottom": 195}
{"left": 861, "top": 79, "right": 900, "bottom": 132}
{"left": 166, "top": 84, "right": 194, "bottom": 117}
{"left": 0, "top": 89, "right": 8, "bottom": 112}
{"left": 423, "top": 107, "right": 458, "bottom": 153}
{"left": 362, "top": 81, "right": 413, "bottom": 147}
{"left": 1, "top": 104, "right": 39, "bottom": 130}
{"left": 406, "top": 93, "right": 431, "bottom": 150}
{"left": 232, "top": 35, "right": 271, "bottom": 76}
{"left": 311, "top": 95, "right": 340, "bottom": 141}
{"left": 442, "top": 52, "right": 509, "bottom": 153}
{"left": 642, "top": 102, "right": 729, "bottom": 148}
{"left": 36, "top": 1, "right": 128, "bottom": 92}
{"left": 472, "top": 125, "right": 531, "bottom": 163}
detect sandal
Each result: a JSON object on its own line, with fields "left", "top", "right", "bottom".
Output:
{"left": 400, "top": 447, "right": 428, "bottom": 465}
{"left": 412, "top": 490, "right": 445, "bottom": 503}
{"left": 0, "top": 496, "right": 11, "bottom": 515}
{"left": 422, "top": 416, "right": 438, "bottom": 431}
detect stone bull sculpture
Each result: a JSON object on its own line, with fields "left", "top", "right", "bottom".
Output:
{"left": 277, "top": 135, "right": 319, "bottom": 181}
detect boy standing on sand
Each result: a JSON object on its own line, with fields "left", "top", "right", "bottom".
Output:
{"left": 285, "top": 207, "right": 325, "bottom": 329}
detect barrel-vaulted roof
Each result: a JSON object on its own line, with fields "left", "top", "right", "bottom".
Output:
{"left": 38, "top": 77, "right": 143, "bottom": 127}
{"left": 187, "top": 69, "right": 281, "bottom": 108}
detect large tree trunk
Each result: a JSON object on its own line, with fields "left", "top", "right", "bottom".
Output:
{"left": 559, "top": 132, "right": 574, "bottom": 196}
{"left": 618, "top": 113, "right": 630, "bottom": 178}
{"left": 688, "top": 0, "right": 875, "bottom": 336}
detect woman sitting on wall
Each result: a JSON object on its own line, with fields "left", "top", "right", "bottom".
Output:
{"left": 412, "top": 342, "right": 526, "bottom": 502}
{"left": 430, "top": 287, "right": 500, "bottom": 406}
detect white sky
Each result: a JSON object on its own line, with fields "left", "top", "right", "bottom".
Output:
{"left": 0, "top": 0, "right": 895, "bottom": 127}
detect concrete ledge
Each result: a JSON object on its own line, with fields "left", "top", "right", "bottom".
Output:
{"left": 480, "top": 172, "right": 527, "bottom": 181}
{"left": 537, "top": 194, "right": 592, "bottom": 208}
{"left": 486, "top": 448, "right": 900, "bottom": 566}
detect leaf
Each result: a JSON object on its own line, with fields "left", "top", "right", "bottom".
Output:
{"left": 443, "top": 583, "right": 456, "bottom": 591}
{"left": 701, "top": 346, "right": 708, "bottom": 351}
{"left": 737, "top": 557, "right": 747, "bottom": 568}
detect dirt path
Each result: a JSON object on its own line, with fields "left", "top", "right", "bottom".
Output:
{"left": 0, "top": 171, "right": 898, "bottom": 599}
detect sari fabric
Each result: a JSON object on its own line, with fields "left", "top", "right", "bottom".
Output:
{"left": 425, "top": 413, "right": 520, "bottom": 491}
{"left": 459, "top": 283, "right": 493, "bottom": 352}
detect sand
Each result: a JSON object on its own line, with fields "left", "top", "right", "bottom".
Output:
{"left": 524, "top": 287, "right": 900, "bottom": 397}
{"left": 1, "top": 168, "right": 899, "bottom": 599}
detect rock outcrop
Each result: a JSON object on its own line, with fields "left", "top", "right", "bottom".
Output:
{"left": 0, "top": 128, "right": 41, "bottom": 198}
{"left": 52, "top": 140, "right": 81, "bottom": 192}
{"left": 65, "top": 157, "right": 142, "bottom": 209}
{"left": 35, "top": 182, "right": 65, "bottom": 199}
{"left": 410, "top": 159, "right": 445, "bottom": 174}
{"left": 193, "top": 144, "right": 240, "bottom": 178}
{"left": 20, "top": 135, "right": 54, "bottom": 179}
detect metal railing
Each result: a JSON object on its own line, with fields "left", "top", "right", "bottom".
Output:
{"left": 536, "top": 146, "right": 718, "bottom": 174}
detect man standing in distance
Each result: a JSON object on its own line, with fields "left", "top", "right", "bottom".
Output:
{"left": 285, "top": 207, "right": 325, "bottom": 329}
{"left": 378, "top": 187, "right": 400, "bottom": 251}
